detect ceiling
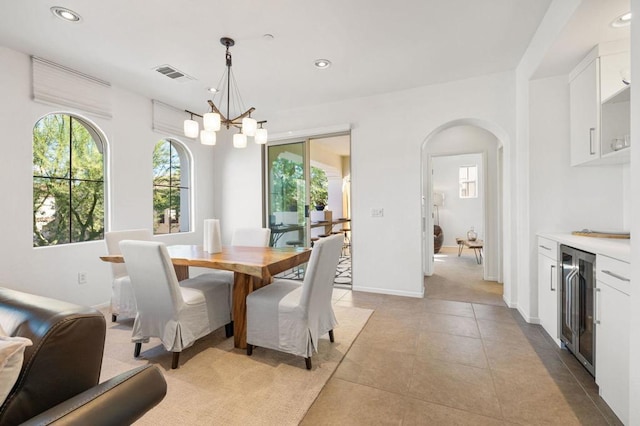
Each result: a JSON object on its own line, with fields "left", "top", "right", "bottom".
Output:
{"left": 311, "top": 135, "right": 350, "bottom": 157}
{"left": 533, "top": 0, "right": 630, "bottom": 79}
{"left": 0, "top": 1, "right": 631, "bottom": 121}
{"left": 0, "top": 0, "right": 553, "bottom": 119}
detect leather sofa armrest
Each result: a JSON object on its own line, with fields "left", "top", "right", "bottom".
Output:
{"left": 20, "top": 365, "right": 166, "bottom": 426}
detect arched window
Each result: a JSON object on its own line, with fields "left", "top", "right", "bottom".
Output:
{"left": 33, "top": 113, "right": 105, "bottom": 246}
{"left": 153, "top": 139, "right": 191, "bottom": 234}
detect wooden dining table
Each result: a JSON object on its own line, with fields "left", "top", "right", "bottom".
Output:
{"left": 100, "top": 244, "right": 311, "bottom": 349}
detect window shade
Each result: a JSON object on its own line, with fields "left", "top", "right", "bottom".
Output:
{"left": 32, "top": 57, "right": 112, "bottom": 118}
{"left": 152, "top": 100, "right": 195, "bottom": 139}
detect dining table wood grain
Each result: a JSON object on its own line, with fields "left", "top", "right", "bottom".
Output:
{"left": 100, "top": 244, "right": 312, "bottom": 349}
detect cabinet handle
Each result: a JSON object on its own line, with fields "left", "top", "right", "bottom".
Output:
{"left": 565, "top": 268, "right": 578, "bottom": 332}
{"left": 594, "top": 287, "right": 601, "bottom": 325}
{"left": 601, "top": 270, "right": 630, "bottom": 282}
{"left": 550, "top": 265, "right": 555, "bottom": 291}
{"left": 589, "top": 128, "right": 596, "bottom": 155}
{"left": 539, "top": 245, "right": 551, "bottom": 251}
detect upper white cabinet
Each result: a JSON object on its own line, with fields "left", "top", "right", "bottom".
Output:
{"left": 570, "top": 57, "right": 600, "bottom": 165}
{"left": 569, "top": 41, "right": 630, "bottom": 166}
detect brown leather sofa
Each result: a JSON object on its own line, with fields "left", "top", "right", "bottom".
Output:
{"left": 0, "top": 287, "right": 166, "bottom": 425}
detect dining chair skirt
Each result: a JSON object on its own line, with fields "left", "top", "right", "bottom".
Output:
{"left": 105, "top": 229, "right": 153, "bottom": 321}
{"left": 120, "top": 240, "right": 231, "bottom": 368}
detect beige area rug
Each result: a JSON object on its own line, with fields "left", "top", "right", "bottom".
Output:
{"left": 99, "top": 305, "right": 373, "bottom": 425}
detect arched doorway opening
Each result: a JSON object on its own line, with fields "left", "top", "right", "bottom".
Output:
{"left": 421, "top": 119, "right": 506, "bottom": 302}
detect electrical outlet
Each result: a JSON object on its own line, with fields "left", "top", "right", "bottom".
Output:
{"left": 371, "top": 208, "right": 384, "bottom": 218}
{"left": 78, "top": 272, "right": 87, "bottom": 284}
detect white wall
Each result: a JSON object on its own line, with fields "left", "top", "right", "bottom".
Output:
{"left": 513, "top": 0, "right": 583, "bottom": 320}
{"left": 214, "top": 71, "right": 516, "bottom": 298}
{"left": 432, "top": 153, "right": 484, "bottom": 247}
{"left": 0, "top": 46, "right": 216, "bottom": 306}
{"left": 326, "top": 178, "right": 344, "bottom": 219}
{"left": 211, "top": 132, "right": 264, "bottom": 245}
{"left": 529, "top": 75, "right": 625, "bottom": 234}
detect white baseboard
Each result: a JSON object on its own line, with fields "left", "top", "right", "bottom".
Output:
{"left": 515, "top": 305, "right": 539, "bottom": 324}
{"left": 351, "top": 285, "right": 424, "bottom": 299}
{"left": 502, "top": 294, "right": 516, "bottom": 308}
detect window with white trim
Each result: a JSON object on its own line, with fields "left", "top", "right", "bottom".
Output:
{"left": 33, "top": 113, "right": 105, "bottom": 246}
{"left": 153, "top": 139, "right": 191, "bottom": 234}
{"left": 459, "top": 165, "right": 478, "bottom": 198}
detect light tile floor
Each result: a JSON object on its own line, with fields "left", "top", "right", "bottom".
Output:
{"left": 301, "top": 250, "right": 622, "bottom": 425}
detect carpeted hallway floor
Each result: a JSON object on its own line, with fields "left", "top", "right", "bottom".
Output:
{"left": 426, "top": 246, "right": 504, "bottom": 306}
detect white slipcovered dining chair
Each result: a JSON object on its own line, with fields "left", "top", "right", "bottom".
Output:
{"left": 104, "top": 229, "right": 152, "bottom": 322}
{"left": 232, "top": 227, "right": 271, "bottom": 247}
{"left": 119, "top": 240, "right": 232, "bottom": 369}
{"left": 192, "top": 227, "right": 271, "bottom": 332}
{"left": 246, "top": 233, "right": 343, "bottom": 369}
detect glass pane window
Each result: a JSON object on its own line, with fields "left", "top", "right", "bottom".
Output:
{"left": 153, "top": 139, "right": 190, "bottom": 235}
{"left": 459, "top": 165, "right": 478, "bottom": 199}
{"left": 33, "top": 114, "right": 105, "bottom": 246}
{"left": 267, "top": 142, "right": 307, "bottom": 248}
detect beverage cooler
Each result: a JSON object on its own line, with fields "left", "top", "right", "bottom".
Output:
{"left": 560, "top": 245, "right": 596, "bottom": 376}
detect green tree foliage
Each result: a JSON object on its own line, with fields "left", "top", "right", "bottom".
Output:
{"left": 269, "top": 156, "right": 328, "bottom": 212}
{"left": 153, "top": 140, "right": 182, "bottom": 234}
{"left": 310, "top": 167, "right": 328, "bottom": 207}
{"left": 33, "top": 114, "right": 104, "bottom": 246}
{"left": 270, "top": 157, "right": 303, "bottom": 212}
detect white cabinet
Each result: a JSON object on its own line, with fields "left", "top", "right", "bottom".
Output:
{"left": 595, "top": 255, "right": 630, "bottom": 425}
{"left": 537, "top": 237, "right": 559, "bottom": 345}
{"left": 569, "top": 42, "right": 630, "bottom": 166}
{"left": 570, "top": 57, "right": 599, "bottom": 166}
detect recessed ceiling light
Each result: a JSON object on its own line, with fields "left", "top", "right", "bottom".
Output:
{"left": 51, "top": 6, "right": 81, "bottom": 22}
{"left": 208, "top": 87, "right": 218, "bottom": 93}
{"left": 611, "top": 12, "right": 631, "bottom": 28}
{"left": 314, "top": 59, "right": 331, "bottom": 69}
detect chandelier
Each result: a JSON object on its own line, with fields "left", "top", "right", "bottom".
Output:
{"left": 184, "top": 37, "right": 267, "bottom": 148}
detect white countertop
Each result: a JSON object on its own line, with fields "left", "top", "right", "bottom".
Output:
{"left": 538, "top": 232, "right": 631, "bottom": 263}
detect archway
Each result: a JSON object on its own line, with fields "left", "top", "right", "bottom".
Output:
{"left": 420, "top": 119, "right": 507, "bottom": 294}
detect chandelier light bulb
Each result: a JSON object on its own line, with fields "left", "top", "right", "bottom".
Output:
{"left": 184, "top": 119, "right": 199, "bottom": 138}
{"left": 254, "top": 128, "right": 268, "bottom": 144}
{"left": 233, "top": 133, "right": 247, "bottom": 148}
{"left": 204, "top": 112, "right": 221, "bottom": 131}
{"left": 200, "top": 130, "right": 216, "bottom": 146}
{"left": 242, "top": 117, "right": 257, "bottom": 136}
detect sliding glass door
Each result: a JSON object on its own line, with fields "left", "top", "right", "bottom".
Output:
{"left": 266, "top": 141, "right": 310, "bottom": 248}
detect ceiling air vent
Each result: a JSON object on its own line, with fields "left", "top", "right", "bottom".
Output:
{"left": 154, "top": 64, "right": 194, "bottom": 82}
